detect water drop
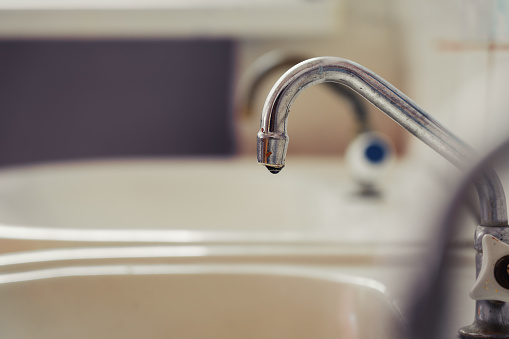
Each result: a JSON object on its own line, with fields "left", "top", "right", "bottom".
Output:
{"left": 265, "top": 165, "right": 284, "bottom": 174}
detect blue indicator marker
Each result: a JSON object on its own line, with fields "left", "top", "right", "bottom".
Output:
{"left": 364, "top": 142, "right": 386, "bottom": 164}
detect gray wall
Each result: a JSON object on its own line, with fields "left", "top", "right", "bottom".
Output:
{"left": 0, "top": 39, "right": 235, "bottom": 166}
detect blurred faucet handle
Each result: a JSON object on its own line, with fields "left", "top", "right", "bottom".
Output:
{"left": 345, "top": 131, "right": 394, "bottom": 196}
{"left": 471, "top": 234, "right": 509, "bottom": 303}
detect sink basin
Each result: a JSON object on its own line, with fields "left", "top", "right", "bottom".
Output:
{"left": 0, "top": 242, "right": 485, "bottom": 339}
{"left": 0, "top": 156, "right": 426, "bottom": 253}
{"left": 0, "top": 259, "right": 406, "bottom": 339}
{"left": 0, "top": 157, "right": 339, "bottom": 231}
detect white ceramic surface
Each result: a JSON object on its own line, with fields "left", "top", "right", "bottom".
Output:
{"left": 0, "top": 260, "right": 406, "bottom": 339}
{"left": 0, "top": 157, "right": 436, "bottom": 252}
{"left": 0, "top": 244, "right": 483, "bottom": 339}
{"left": 0, "top": 158, "right": 349, "bottom": 231}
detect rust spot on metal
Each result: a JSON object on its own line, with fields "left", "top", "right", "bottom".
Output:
{"left": 265, "top": 151, "right": 272, "bottom": 157}
{"left": 261, "top": 128, "right": 265, "bottom": 133}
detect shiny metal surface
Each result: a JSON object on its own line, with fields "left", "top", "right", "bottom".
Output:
{"left": 256, "top": 56, "right": 507, "bottom": 227}
{"left": 238, "top": 51, "right": 370, "bottom": 134}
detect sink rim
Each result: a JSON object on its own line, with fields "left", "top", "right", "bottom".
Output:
{"left": 0, "top": 243, "right": 429, "bottom": 277}
{"left": 0, "top": 262, "right": 389, "bottom": 290}
{"left": 0, "top": 164, "right": 387, "bottom": 246}
{"left": 0, "top": 223, "right": 422, "bottom": 245}
{"left": 0, "top": 156, "right": 425, "bottom": 247}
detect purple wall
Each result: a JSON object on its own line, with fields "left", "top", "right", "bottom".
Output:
{"left": 0, "top": 39, "right": 236, "bottom": 166}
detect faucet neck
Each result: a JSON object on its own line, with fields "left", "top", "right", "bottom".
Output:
{"left": 257, "top": 57, "right": 507, "bottom": 226}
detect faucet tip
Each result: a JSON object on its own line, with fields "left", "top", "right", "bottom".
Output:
{"left": 265, "top": 165, "right": 284, "bottom": 174}
{"left": 257, "top": 131, "right": 288, "bottom": 170}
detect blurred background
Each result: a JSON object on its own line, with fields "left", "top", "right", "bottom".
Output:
{"left": 0, "top": 0, "right": 506, "bottom": 166}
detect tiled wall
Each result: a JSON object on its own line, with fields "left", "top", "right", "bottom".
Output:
{"left": 402, "top": 0, "right": 509, "bottom": 152}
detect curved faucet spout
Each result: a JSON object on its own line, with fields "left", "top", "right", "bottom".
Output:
{"left": 257, "top": 57, "right": 508, "bottom": 227}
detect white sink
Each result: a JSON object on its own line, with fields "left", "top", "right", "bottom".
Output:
{"left": 0, "top": 158, "right": 336, "bottom": 231}
{"left": 0, "top": 246, "right": 482, "bottom": 339}
{"left": 0, "top": 157, "right": 426, "bottom": 252}
{"left": 0, "top": 260, "right": 406, "bottom": 339}
{"left": 0, "top": 242, "right": 484, "bottom": 339}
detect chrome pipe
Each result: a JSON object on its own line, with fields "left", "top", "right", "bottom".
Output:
{"left": 256, "top": 56, "right": 507, "bottom": 227}
{"left": 238, "top": 51, "right": 370, "bottom": 134}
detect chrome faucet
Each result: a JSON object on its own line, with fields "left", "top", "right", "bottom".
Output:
{"left": 242, "top": 52, "right": 394, "bottom": 196}
{"left": 238, "top": 51, "right": 370, "bottom": 134}
{"left": 256, "top": 56, "right": 509, "bottom": 338}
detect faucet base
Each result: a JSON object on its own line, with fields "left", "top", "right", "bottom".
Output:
{"left": 460, "top": 320, "right": 509, "bottom": 338}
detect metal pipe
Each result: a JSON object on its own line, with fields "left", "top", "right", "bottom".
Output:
{"left": 238, "top": 51, "right": 370, "bottom": 134}
{"left": 256, "top": 56, "right": 507, "bottom": 227}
